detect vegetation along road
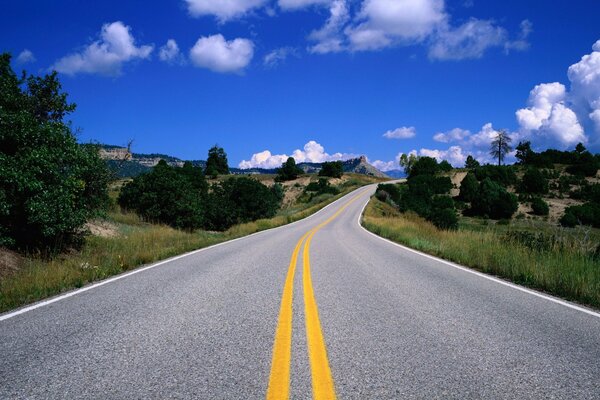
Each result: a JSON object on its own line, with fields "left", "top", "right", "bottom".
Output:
{"left": 1, "top": 185, "right": 600, "bottom": 399}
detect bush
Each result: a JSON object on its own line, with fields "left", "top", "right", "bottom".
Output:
{"left": 319, "top": 161, "right": 343, "bottom": 178}
{"left": 430, "top": 207, "right": 458, "bottom": 230}
{"left": 469, "top": 178, "right": 518, "bottom": 219}
{"left": 119, "top": 161, "right": 207, "bottom": 230}
{"left": 439, "top": 160, "right": 453, "bottom": 172}
{"left": 518, "top": 168, "right": 549, "bottom": 194}
{"left": 0, "top": 53, "right": 109, "bottom": 251}
{"left": 530, "top": 197, "right": 549, "bottom": 216}
{"left": 376, "top": 183, "right": 402, "bottom": 204}
{"left": 458, "top": 172, "right": 478, "bottom": 203}
{"left": 276, "top": 157, "right": 303, "bottom": 182}
{"left": 305, "top": 178, "right": 340, "bottom": 195}
{"left": 566, "top": 152, "right": 599, "bottom": 177}
{"left": 408, "top": 157, "right": 439, "bottom": 178}
{"left": 205, "top": 145, "right": 229, "bottom": 177}
{"left": 474, "top": 165, "right": 517, "bottom": 186}
{"left": 560, "top": 202, "right": 600, "bottom": 228}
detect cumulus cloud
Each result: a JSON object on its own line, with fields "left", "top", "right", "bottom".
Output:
{"left": 184, "top": 0, "right": 268, "bottom": 21}
{"left": 383, "top": 126, "right": 416, "bottom": 139}
{"left": 16, "top": 49, "right": 36, "bottom": 64}
{"left": 433, "top": 127, "right": 470, "bottom": 143}
{"left": 567, "top": 39, "right": 600, "bottom": 138}
{"left": 264, "top": 47, "right": 298, "bottom": 67}
{"left": 52, "top": 21, "right": 153, "bottom": 76}
{"left": 239, "top": 140, "right": 358, "bottom": 168}
{"left": 189, "top": 34, "right": 254, "bottom": 73}
{"left": 159, "top": 39, "right": 183, "bottom": 64}
{"left": 419, "top": 145, "right": 466, "bottom": 165}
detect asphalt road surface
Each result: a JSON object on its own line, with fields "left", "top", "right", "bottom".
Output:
{"left": 1, "top": 185, "right": 599, "bottom": 399}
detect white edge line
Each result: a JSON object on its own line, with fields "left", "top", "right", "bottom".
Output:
{"left": 356, "top": 193, "right": 600, "bottom": 319}
{"left": 0, "top": 185, "right": 372, "bottom": 322}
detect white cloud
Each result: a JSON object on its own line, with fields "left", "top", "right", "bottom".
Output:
{"left": 382, "top": 126, "right": 416, "bottom": 139}
{"left": 159, "top": 39, "right": 183, "bottom": 64}
{"left": 16, "top": 49, "right": 36, "bottom": 64}
{"left": 419, "top": 145, "right": 466, "bottom": 166}
{"left": 433, "top": 127, "right": 470, "bottom": 143}
{"left": 516, "top": 82, "right": 586, "bottom": 148}
{"left": 52, "top": 21, "right": 153, "bottom": 76}
{"left": 184, "top": 0, "right": 268, "bottom": 21}
{"left": 504, "top": 19, "right": 533, "bottom": 53}
{"left": 429, "top": 19, "right": 507, "bottom": 60}
{"left": 239, "top": 140, "right": 357, "bottom": 168}
{"left": 278, "top": 0, "right": 331, "bottom": 10}
{"left": 264, "top": 47, "right": 298, "bottom": 67}
{"left": 567, "top": 39, "right": 600, "bottom": 138}
{"left": 308, "top": 0, "right": 349, "bottom": 54}
{"left": 347, "top": 0, "right": 446, "bottom": 51}
{"left": 189, "top": 34, "right": 254, "bottom": 73}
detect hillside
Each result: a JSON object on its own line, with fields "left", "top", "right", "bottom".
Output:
{"left": 98, "top": 145, "right": 389, "bottom": 178}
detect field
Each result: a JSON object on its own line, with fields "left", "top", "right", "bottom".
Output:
{"left": 362, "top": 197, "right": 600, "bottom": 309}
{"left": 0, "top": 174, "right": 385, "bottom": 313}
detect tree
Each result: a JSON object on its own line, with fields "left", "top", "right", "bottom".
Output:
{"left": 458, "top": 172, "right": 479, "bottom": 203}
{"left": 408, "top": 157, "right": 439, "bottom": 178}
{"left": 575, "top": 142, "right": 586, "bottom": 154}
{"left": 515, "top": 141, "right": 534, "bottom": 165}
{"left": 465, "top": 155, "right": 480, "bottom": 169}
{"left": 275, "top": 157, "right": 303, "bottom": 182}
{"left": 399, "top": 153, "right": 419, "bottom": 175}
{"left": 489, "top": 129, "right": 512, "bottom": 166}
{"left": 518, "top": 168, "right": 549, "bottom": 194}
{"left": 0, "top": 53, "right": 109, "bottom": 251}
{"left": 319, "top": 161, "right": 343, "bottom": 178}
{"left": 205, "top": 145, "right": 229, "bottom": 177}
{"left": 469, "top": 178, "right": 518, "bottom": 219}
{"left": 439, "top": 160, "right": 453, "bottom": 172}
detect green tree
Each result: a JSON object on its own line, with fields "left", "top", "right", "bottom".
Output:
{"left": 399, "top": 153, "right": 419, "bottom": 175}
{"left": 205, "top": 145, "right": 229, "bottom": 177}
{"left": 489, "top": 129, "right": 512, "bottom": 166}
{"left": 276, "top": 157, "right": 303, "bottom": 182}
{"left": 515, "top": 141, "right": 535, "bottom": 165}
{"left": 465, "top": 155, "right": 480, "bottom": 169}
{"left": 518, "top": 168, "right": 549, "bottom": 194}
{"left": 0, "top": 53, "right": 109, "bottom": 251}
{"left": 458, "top": 172, "right": 479, "bottom": 203}
{"left": 319, "top": 161, "right": 343, "bottom": 178}
{"left": 439, "top": 160, "right": 453, "bottom": 172}
{"left": 469, "top": 178, "right": 518, "bottom": 219}
{"left": 408, "top": 157, "right": 439, "bottom": 178}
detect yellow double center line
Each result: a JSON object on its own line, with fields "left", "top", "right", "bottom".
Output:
{"left": 267, "top": 191, "right": 366, "bottom": 400}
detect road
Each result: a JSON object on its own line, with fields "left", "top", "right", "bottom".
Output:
{"left": 1, "top": 185, "right": 599, "bottom": 399}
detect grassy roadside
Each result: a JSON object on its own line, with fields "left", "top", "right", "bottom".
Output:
{"left": 0, "top": 175, "right": 383, "bottom": 313}
{"left": 361, "top": 197, "right": 600, "bottom": 309}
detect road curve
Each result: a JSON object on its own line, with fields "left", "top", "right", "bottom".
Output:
{"left": 1, "top": 185, "right": 599, "bottom": 399}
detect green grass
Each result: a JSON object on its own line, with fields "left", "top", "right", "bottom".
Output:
{"left": 362, "top": 198, "right": 600, "bottom": 309}
{"left": 0, "top": 174, "right": 384, "bottom": 313}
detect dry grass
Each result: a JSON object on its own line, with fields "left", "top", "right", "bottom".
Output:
{"left": 0, "top": 174, "right": 384, "bottom": 313}
{"left": 362, "top": 198, "right": 600, "bottom": 309}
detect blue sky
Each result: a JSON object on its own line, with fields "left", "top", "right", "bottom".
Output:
{"left": 2, "top": 0, "right": 600, "bottom": 170}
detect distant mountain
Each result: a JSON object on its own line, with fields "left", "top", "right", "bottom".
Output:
{"left": 384, "top": 169, "right": 406, "bottom": 179}
{"left": 98, "top": 145, "right": 389, "bottom": 179}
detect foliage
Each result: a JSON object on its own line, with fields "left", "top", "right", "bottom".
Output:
{"left": 566, "top": 151, "right": 599, "bottom": 177}
{"left": 205, "top": 145, "right": 229, "bottom": 177}
{"left": 119, "top": 161, "right": 208, "bottom": 230}
{"left": 464, "top": 155, "right": 480, "bottom": 169}
{"left": 518, "top": 168, "right": 549, "bottom": 194}
{"left": 458, "top": 172, "right": 479, "bottom": 203}
{"left": 375, "top": 183, "right": 403, "bottom": 205}
{"left": 530, "top": 197, "right": 549, "bottom": 216}
{"left": 438, "top": 160, "right": 453, "bottom": 172}
{"left": 408, "top": 156, "right": 439, "bottom": 178}
{"left": 473, "top": 165, "right": 517, "bottom": 186}
{"left": 275, "top": 157, "right": 303, "bottom": 182}
{"left": 560, "top": 202, "right": 600, "bottom": 228}
{"left": 0, "top": 53, "right": 109, "bottom": 251}
{"left": 399, "top": 153, "right": 419, "bottom": 175}
{"left": 489, "top": 129, "right": 512, "bottom": 166}
{"left": 204, "top": 177, "right": 282, "bottom": 231}
{"left": 468, "top": 178, "right": 518, "bottom": 219}
{"left": 319, "top": 161, "right": 343, "bottom": 178}
{"left": 305, "top": 178, "right": 340, "bottom": 196}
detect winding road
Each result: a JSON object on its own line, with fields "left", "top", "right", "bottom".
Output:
{"left": 1, "top": 185, "right": 599, "bottom": 399}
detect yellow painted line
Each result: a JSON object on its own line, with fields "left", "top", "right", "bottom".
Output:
{"left": 267, "top": 230, "right": 311, "bottom": 400}
{"left": 266, "top": 190, "right": 367, "bottom": 400}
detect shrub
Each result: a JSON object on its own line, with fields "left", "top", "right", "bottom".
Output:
{"left": 276, "top": 157, "right": 303, "bottom": 182}
{"left": 465, "top": 155, "right": 480, "bottom": 169}
{"left": 0, "top": 53, "right": 109, "bottom": 251}
{"left": 430, "top": 207, "right": 458, "bottom": 230}
{"left": 376, "top": 183, "right": 402, "bottom": 204}
{"left": 305, "top": 178, "right": 340, "bottom": 195}
{"left": 518, "top": 168, "right": 549, "bottom": 194}
{"left": 319, "top": 161, "right": 343, "bottom": 178}
{"left": 439, "top": 160, "right": 453, "bottom": 172}
{"left": 530, "top": 197, "right": 549, "bottom": 216}
{"left": 408, "top": 157, "right": 439, "bottom": 178}
{"left": 458, "top": 172, "right": 478, "bottom": 203}
{"left": 205, "top": 145, "right": 229, "bottom": 177}
{"left": 566, "top": 152, "right": 599, "bottom": 177}
{"left": 469, "top": 178, "right": 518, "bottom": 219}
{"left": 119, "top": 161, "right": 207, "bottom": 230}
{"left": 560, "top": 202, "right": 600, "bottom": 228}
{"left": 473, "top": 165, "right": 517, "bottom": 186}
